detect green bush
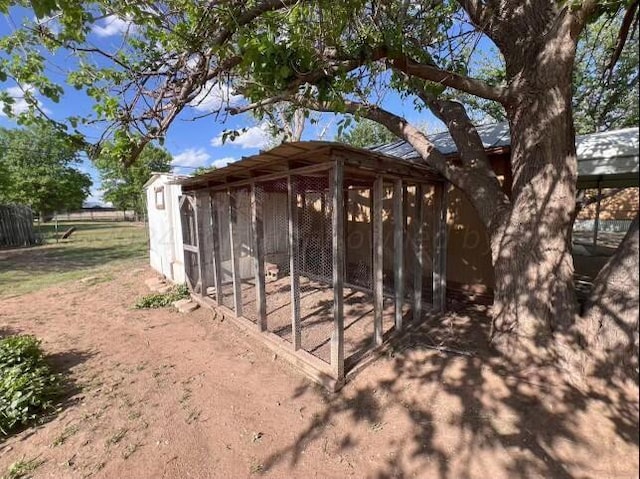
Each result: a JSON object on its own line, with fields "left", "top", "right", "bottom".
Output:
{"left": 0, "top": 335, "right": 62, "bottom": 435}
{"left": 134, "top": 283, "right": 190, "bottom": 309}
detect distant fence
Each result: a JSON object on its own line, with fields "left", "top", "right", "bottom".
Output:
{"left": 0, "top": 204, "right": 38, "bottom": 248}
{"left": 52, "top": 210, "right": 136, "bottom": 222}
{"left": 574, "top": 219, "right": 633, "bottom": 233}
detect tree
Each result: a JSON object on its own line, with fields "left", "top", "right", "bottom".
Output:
{"left": 1, "top": 0, "right": 638, "bottom": 366}
{"left": 95, "top": 143, "right": 172, "bottom": 217}
{"left": 0, "top": 125, "right": 91, "bottom": 217}
{"left": 336, "top": 118, "right": 397, "bottom": 148}
{"left": 454, "top": 10, "right": 639, "bottom": 134}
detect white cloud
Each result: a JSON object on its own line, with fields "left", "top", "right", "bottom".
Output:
{"left": 0, "top": 85, "right": 50, "bottom": 117}
{"left": 190, "top": 81, "right": 243, "bottom": 113}
{"left": 92, "top": 16, "right": 134, "bottom": 37}
{"left": 172, "top": 148, "right": 211, "bottom": 168}
{"left": 211, "top": 123, "right": 272, "bottom": 150}
{"left": 210, "top": 156, "right": 236, "bottom": 169}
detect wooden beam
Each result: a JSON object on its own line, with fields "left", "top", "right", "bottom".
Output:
{"left": 413, "top": 184, "right": 424, "bottom": 321}
{"left": 433, "top": 183, "right": 448, "bottom": 312}
{"left": 288, "top": 176, "right": 301, "bottom": 350}
{"left": 331, "top": 160, "right": 345, "bottom": 379}
{"left": 228, "top": 189, "right": 243, "bottom": 317}
{"left": 251, "top": 183, "right": 267, "bottom": 331}
{"left": 593, "top": 179, "right": 602, "bottom": 246}
{"left": 210, "top": 192, "right": 222, "bottom": 305}
{"left": 372, "top": 176, "right": 384, "bottom": 346}
{"left": 393, "top": 179, "right": 404, "bottom": 330}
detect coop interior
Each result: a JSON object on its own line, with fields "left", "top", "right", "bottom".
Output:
{"left": 194, "top": 168, "right": 438, "bottom": 370}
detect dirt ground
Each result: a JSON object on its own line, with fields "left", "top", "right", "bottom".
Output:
{"left": 0, "top": 261, "right": 638, "bottom": 479}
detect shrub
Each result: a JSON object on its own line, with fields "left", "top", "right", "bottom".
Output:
{"left": 0, "top": 335, "right": 62, "bottom": 435}
{"left": 134, "top": 283, "right": 190, "bottom": 309}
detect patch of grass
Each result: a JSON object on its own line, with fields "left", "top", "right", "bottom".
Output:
{"left": 52, "top": 423, "right": 80, "bottom": 447}
{"left": 0, "top": 222, "right": 147, "bottom": 298}
{"left": 106, "top": 428, "right": 128, "bottom": 446}
{"left": 0, "top": 336, "right": 63, "bottom": 435}
{"left": 2, "top": 457, "right": 45, "bottom": 479}
{"left": 134, "top": 284, "right": 190, "bottom": 309}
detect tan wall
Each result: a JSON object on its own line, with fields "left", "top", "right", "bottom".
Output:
{"left": 577, "top": 187, "right": 639, "bottom": 220}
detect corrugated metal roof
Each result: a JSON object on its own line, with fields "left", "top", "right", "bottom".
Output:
{"left": 370, "top": 123, "right": 639, "bottom": 182}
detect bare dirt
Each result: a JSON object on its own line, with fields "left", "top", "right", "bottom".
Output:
{"left": 0, "top": 263, "right": 638, "bottom": 479}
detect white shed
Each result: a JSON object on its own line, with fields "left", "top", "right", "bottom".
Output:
{"left": 144, "top": 172, "right": 188, "bottom": 284}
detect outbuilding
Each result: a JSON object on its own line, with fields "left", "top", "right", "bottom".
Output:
{"left": 144, "top": 172, "right": 189, "bottom": 284}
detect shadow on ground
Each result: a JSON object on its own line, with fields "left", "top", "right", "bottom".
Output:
{"left": 257, "top": 306, "right": 638, "bottom": 478}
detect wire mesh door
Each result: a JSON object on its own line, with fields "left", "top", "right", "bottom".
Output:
{"left": 231, "top": 187, "right": 256, "bottom": 323}
{"left": 179, "top": 194, "right": 200, "bottom": 293}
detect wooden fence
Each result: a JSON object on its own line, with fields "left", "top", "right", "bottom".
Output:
{"left": 0, "top": 204, "right": 38, "bottom": 248}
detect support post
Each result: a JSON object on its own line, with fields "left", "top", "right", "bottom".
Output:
{"left": 228, "top": 189, "right": 243, "bottom": 317}
{"left": 433, "top": 182, "right": 448, "bottom": 312}
{"left": 210, "top": 192, "right": 222, "bottom": 304}
{"left": 372, "top": 176, "right": 384, "bottom": 346}
{"left": 331, "top": 160, "right": 345, "bottom": 379}
{"left": 251, "top": 183, "right": 267, "bottom": 330}
{"left": 288, "top": 176, "right": 301, "bottom": 350}
{"left": 593, "top": 179, "right": 602, "bottom": 246}
{"left": 393, "top": 179, "right": 404, "bottom": 330}
{"left": 413, "top": 184, "right": 424, "bottom": 322}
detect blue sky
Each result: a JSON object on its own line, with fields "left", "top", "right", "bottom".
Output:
{"left": 0, "top": 11, "right": 446, "bottom": 205}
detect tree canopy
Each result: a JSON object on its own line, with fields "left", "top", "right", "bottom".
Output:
{"left": 0, "top": 124, "right": 92, "bottom": 215}
{"left": 336, "top": 118, "right": 397, "bottom": 148}
{"left": 95, "top": 142, "right": 172, "bottom": 215}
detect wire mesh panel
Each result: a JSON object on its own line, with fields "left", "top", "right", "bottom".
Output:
{"left": 403, "top": 184, "right": 417, "bottom": 320}
{"left": 231, "top": 187, "right": 257, "bottom": 323}
{"left": 180, "top": 196, "right": 200, "bottom": 291}
{"left": 294, "top": 174, "right": 334, "bottom": 363}
{"left": 255, "top": 179, "right": 292, "bottom": 341}
{"left": 346, "top": 185, "right": 373, "bottom": 291}
{"left": 212, "top": 191, "right": 234, "bottom": 311}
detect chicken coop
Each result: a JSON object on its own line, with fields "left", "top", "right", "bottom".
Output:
{"left": 179, "top": 142, "right": 448, "bottom": 390}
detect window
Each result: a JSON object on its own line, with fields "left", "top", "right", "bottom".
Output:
{"left": 155, "top": 186, "right": 165, "bottom": 210}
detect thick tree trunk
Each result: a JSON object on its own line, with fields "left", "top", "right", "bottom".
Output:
{"left": 577, "top": 214, "right": 639, "bottom": 375}
{"left": 489, "top": 39, "right": 579, "bottom": 355}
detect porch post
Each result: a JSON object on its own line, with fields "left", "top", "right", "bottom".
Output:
{"left": 331, "top": 159, "right": 345, "bottom": 379}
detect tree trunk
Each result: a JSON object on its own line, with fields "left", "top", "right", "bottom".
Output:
{"left": 489, "top": 39, "right": 579, "bottom": 355}
{"left": 577, "top": 214, "right": 639, "bottom": 375}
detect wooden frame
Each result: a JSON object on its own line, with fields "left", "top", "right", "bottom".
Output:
{"left": 433, "top": 183, "right": 448, "bottom": 312}
{"left": 393, "top": 179, "right": 404, "bottom": 330}
{"left": 154, "top": 186, "right": 165, "bottom": 210}
{"left": 331, "top": 160, "right": 345, "bottom": 379}
{"left": 413, "top": 184, "right": 424, "bottom": 321}
{"left": 228, "top": 189, "right": 243, "bottom": 317}
{"left": 288, "top": 176, "right": 302, "bottom": 350}
{"left": 372, "top": 176, "right": 384, "bottom": 346}
{"left": 251, "top": 183, "right": 267, "bottom": 331}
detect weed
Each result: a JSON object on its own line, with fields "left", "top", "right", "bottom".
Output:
{"left": 106, "top": 428, "right": 128, "bottom": 446}
{"left": 52, "top": 423, "right": 79, "bottom": 447}
{"left": 123, "top": 442, "right": 141, "bottom": 459}
{"left": 0, "top": 335, "right": 63, "bottom": 435}
{"left": 134, "top": 284, "right": 190, "bottom": 309}
{"left": 3, "top": 456, "right": 45, "bottom": 479}
{"left": 249, "top": 461, "right": 264, "bottom": 475}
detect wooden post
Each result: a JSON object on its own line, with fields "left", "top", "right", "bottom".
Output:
{"left": 228, "top": 189, "right": 243, "bottom": 317}
{"left": 331, "top": 160, "right": 345, "bottom": 379}
{"left": 210, "top": 192, "right": 222, "bottom": 304}
{"left": 251, "top": 183, "right": 267, "bottom": 331}
{"left": 195, "top": 191, "right": 214, "bottom": 297}
{"left": 372, "top": 176, "right": 384, "bottom": 346}
{"left": 393, "top": 179, "right": 404, "bottom": 330}
{"left": 288, "top": 176, "right": 301, "bottom": 350}
{"left": 413, "top": 184, "right": 424, "bottom": 322}
{"left": 593, "top": 179, "right": 602, "bottom": 246}
{"left": 433, "top": 182, "right": 448, "bottom": 312}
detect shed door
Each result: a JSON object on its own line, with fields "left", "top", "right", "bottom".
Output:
{"left": 179, "top": 194, "right": 201, "bottom": 293}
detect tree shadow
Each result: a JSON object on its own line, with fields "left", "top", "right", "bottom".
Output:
{"left": 255, "top": 306, "right": 638, "bottom": 478}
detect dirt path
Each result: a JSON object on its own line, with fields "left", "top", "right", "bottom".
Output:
{"left": 0, "top": 264, "right": 638, "bottom": 478}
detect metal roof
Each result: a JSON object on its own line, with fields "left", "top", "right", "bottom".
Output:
{"left": 370, "top": 123, "right": 639, "bottom": 187}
